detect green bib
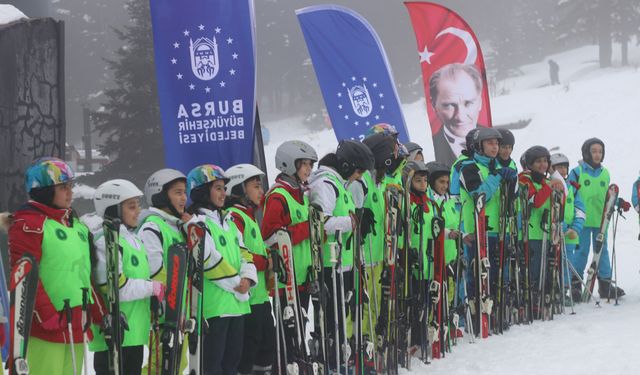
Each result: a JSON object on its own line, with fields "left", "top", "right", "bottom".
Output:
{"left": 40, "top": 218, "right": 92, "bottom": 310}
{"left": 461, "top": 163, "right": 501, "bottom": 235}
{"left": 90, "top": 234, "right": 151, "bottom": 351}
{"left": 321, "top": 173, "right": 356, "bottom": 268}
{"left": 266, "top": 187, "right": 311, "bottom": 286}
{"left": 434, "top": 197, "right": 461, "bottom": 264}
{"left": 227, "top": 207, "right": 269, "bottom": 305}
{"left": 564, "top": 186, "right": 579, "bottom": 245}
{"left": 360, "top": 171, "right": 385, "bottom": 264}
{"left": 578, "top": 165, "right": 610, "bottom": 228}
{"left": 409, "top": 199, "right": 435, "bottom": 279}
{"left": 203, "top": 216, "right": 250, "bottom": 318}
{"left": 524, "top": 177, "right": 551, "bottom": 241}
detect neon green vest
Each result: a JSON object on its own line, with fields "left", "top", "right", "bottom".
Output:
{"left": 461, "top": 163, "right": 501, "bottom": 235}
{"left": 360, "top": 171, "right": 385, "bottom": 264}
{"left": 409, "top": 198, "right": 435, "bottom": 279}
{"left": 564, "top": 186, "right": 579, "bottom": 245}
{"left": 90, "top": 234, "right": 151, "bottom": 350}
{"left": 321, "top": 173, "right": 356, "bottom": 268}
{"left": 266, "top": 187, "right": 311, "bottom": 286}
{"left": 227, "top": 207, "right": 269, "bottom": 305}
{"left": 432, "top": 196, "right": 460, "bottom": 264}
{"left": 578, "top": 165, "right": 610, "bottom": 228}
{"left": 525, "top": 177, "right": 551, "bottom": 241}
{"left": 40, "top": 218, "right": 92, "bottom": 310}
{"left": 203, "top": 216, "right": 250, "bottom": 318}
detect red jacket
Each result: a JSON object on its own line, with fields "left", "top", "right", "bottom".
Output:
{"left": 261, "top": 177, "right": 310, "bottom": 246}
{"left": 8, "top": 201, "right": 105, "bottom": 343}
{"left": 518, "top": 172, "right": 554, "bottom": 209}
{"left": 229, "top": 204, "right": 269, "bottom": 272}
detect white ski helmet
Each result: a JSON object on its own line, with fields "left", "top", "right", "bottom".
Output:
{"left": 550, "top": 152, "right": 570, "bottom": 167}
{"left": 275, "top": 140, "right": 318, "bottom": 176}
{"left": 144, "top": 168, "right": 187, "bottom": 207}
{"left": 94, "top": 179, "right": 143, "bottom": 217}
{"left": 225, "top": 164, "right": 265, "bottom": 196}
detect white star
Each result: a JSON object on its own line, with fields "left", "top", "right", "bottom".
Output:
{"left": 227, "top": 37, "right": 233, "bottom": 44}
{"left": 372, "top": 82, "right": 378, "bottom": 88}
{"left": 170, "top": 58, "right": 177, "bottom": 64}
{"left": 229, "top": 69, "right": 236, "bottom": 75}
{"left": 183, "top": 30, "right": 190, "bottom": 36}
{"left": 205, "top": 86, "right": 211, "bottom": 93}
{"left": 380, "top": 105, "right": 385, "bottom": 110}
{"left": 351, "top": 76, "right": 356, "bottom": 81}
{"left": 344, "top": 115, "right": 349, "bottom": 120}
{"left": 363, "top": 77, "right": 367, "bottom": 82}
{"left": 215, "top": 27, "right": 221, "bottom": 34}
{"left": 419, "top": 44, "right": 435, "bottom": 64}
{"left": 341, "top": 82, "right": 346, "bottom": 87}
{"left": 176, "top": 73, "right": 183, "bottom": 80}
{"left": 198, "top": 24, "right": 205, "bottom": 31}
{"left": 337, "top": 92, "right": 342, "bottom": 97}
{"left": 220, "top": 81, "right": 226, "bottom": 87}
{"left": 173, "top": 42, "right": 180, "bottom": 49}
{"left": 354, "top": 121, "right": 359, "bottom": 126}
{"left": 375, "top": 115, "right": 380, "bottom": 120}
{"left": 232, "top": 53, "right": 238, "bottom": 59}
{"left": 379, "top": 93, "right": 384, "bottom": 98}
{"left": 366, "top": 121, "right": 370, "bottom": 126}
{"left": 189, "top": 83, "right": 195, "bottom": 90}
{"left": 338, "top": 104, "right": 343, "bottom": 109}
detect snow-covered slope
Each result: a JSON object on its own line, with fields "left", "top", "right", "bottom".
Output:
{"left": 262, "top": 43, "right": 640, "bottom": 374}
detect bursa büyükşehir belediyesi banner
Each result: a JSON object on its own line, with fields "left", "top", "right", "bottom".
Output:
{"left": 406, "top": 2, "right": 492, "bottom": 167}
{"left": 297, "top": 5, "right": 409, "bottom": 143}
{"left": 149, "top": 0, "right": 256, "bottom": 173}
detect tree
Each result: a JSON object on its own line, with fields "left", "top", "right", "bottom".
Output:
{"left": 92, "top": 0, "right": 164, "bottom": 185}
{"left": 612, "top": 0, "right": 640, "bottom": 65}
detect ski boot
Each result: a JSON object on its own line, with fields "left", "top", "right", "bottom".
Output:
{"left": 598, "top": 279, "right": 625, "bottom": 299}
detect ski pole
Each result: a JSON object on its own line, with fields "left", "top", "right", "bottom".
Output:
{"left": 271, "top": 250, "right": 283, "bottom": 374}
{"left": 64, "top": 299, "right": 78, "bottom": 375}
{"left": 330, "top": 241, "right": 341, "bottom": 373}
{"left": 80, "top": 288, "right": 91, "bottom": 375}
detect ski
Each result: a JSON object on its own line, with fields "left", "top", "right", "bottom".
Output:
{"left": 9, "top": 253, "right": 38, "bottom": 375}
{"left": 398, "top": 170, "right": 414, "bottom": 370}
{"left": 103, "top": 217, "right": 124, "bottom": 375}
{"left": 473, "top": 193, "right": 491, "bottom": 338}
{"left": 308, "top": 203, "right": 328, "bottom": 374}
{"left": 549, "top": 189, "right": 564, "bottom": 317}
{"left": 161, "top": 243, "right": 188, "bottom": 375}
{"left": 518, "top": 183, "right": 534, "bottom": 323}
{"left": 185, "top": 223, "right": 206, "bottom": 375}
{"left": 430, "top": 216, "right": 446, "bottom": 358}
{"left": 582, "top": 184, "right": 619, "bottom": 302}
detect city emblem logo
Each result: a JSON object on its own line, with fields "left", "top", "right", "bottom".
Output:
{"left": 347, "top": 83, "right": 372, "bottom": 117}
{"left": 189, "top": 35, "right": 219, "bottom": 81}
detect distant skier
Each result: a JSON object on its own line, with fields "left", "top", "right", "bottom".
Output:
{"left": 548, "top": 59, "right": 560, "bottom": 85}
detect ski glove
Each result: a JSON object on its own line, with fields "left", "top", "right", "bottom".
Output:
{"left": 360, "top": 207, "right": 377, "bottom": 238}
{"left": 101, "top": 311, "right": 129, "bottom": 345}
{"left": 498, "top": 168, "right": 517, "bottom": 182}
{"left": 151, "top": 281, "right": 166, "bottom": 302}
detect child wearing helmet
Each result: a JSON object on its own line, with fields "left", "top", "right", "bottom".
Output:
{"left": 224, "top": 164, "right": 275, "bottom": 375}
{"left": 307, "top": 140, "right": 374, "bottom": 368}
{"left": 7, "top": 157, "right": 104, "bottom": 375}
{"left": 568, "top": 138, "right": 625, "bottom": 298}
{"left": 186, "top": 164, "right": 258, "bottom": 374}
{"left": 89, "top": 179, "right": 165, "bottom": 374}
{"left": 518, "top": 146, "right": 565, "bottom": 315}
{"left": 550, "top": 153, "right": 586, "bottom": 302}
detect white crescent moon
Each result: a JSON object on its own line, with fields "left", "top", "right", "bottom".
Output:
{"left": 435, "top": 27, "right": 478, "bottom": 65}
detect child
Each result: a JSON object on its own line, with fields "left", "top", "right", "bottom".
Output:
{"left": 308, "top": 140, "right": 374, "bottom": 370}
{"left": 225, "top": 164, "right": 275, "bottom": 375}
{"left": 186, "top": 164, "right": 257, "bottom": 374}
{"left": 568, "top": 138, "right": 625, "bottom": 298}
{"left": 7, "top": 157, "right": 104, "bottom": 375}
{"left": 550, "top": 153, "right": 585, "bottom": 302}
{"left": 89, "top": 179, "right": 164, "bottom": 374}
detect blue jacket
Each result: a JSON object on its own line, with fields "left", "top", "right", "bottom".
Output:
{"left": 632, "top": 178, "right": 640, "bottom": 211}
{"left": 459, "top": 153, "right": 503, "bottom": 201}
{"left": 564, "top": 180, "right": 586, "bottom": 234}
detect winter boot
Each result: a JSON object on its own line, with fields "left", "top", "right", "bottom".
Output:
{"left": 571, "top": 277, "right": 582, "bottom": 303}
{"left": 598, "top": 279, "right": 626, "bottom": 299}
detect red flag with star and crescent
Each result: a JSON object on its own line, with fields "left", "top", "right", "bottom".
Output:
{"left": 405, "top": 2, "right": 492, "bottom": 167}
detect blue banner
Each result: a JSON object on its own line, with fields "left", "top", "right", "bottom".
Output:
{"left": 296, "top": 5, "right": 409, "bottom": 143}
{"left": 149, "top": 0, "right": 256, "bottom": 173}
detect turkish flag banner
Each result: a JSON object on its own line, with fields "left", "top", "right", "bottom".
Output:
{"left": 405, "top": 2, "right": 492, "bottom": 167}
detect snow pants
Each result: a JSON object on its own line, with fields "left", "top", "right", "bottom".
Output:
{"left": 26, "top": 337, "right": 83, "bottom": 375}
{"left": 572, "top": 227, "right": 612, "bottom": 280}
{"left": 203, "top": 315, "right": 245, "bottom": 375}
{"left": 238, "top": 301, "right": 275, "bottom": 374}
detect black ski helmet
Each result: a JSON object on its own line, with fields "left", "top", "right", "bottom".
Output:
{"left": 519, "top": 153, "right": 528, "bottom": 170}
{"left": 524, "top": 145, "right": 551, "bottom": 169}
{"left": 425, "top": 161, "right": 451, "bottom": 187}
{"left": 581, "top": 138, "right": 605, "bottom": 164}
{"left": 404, "top": 160, "right": 429, "bottom": 176}
{"left": 362, "top": 133, "right": 397, "bottom": 170}
{"left": 336, "top": 140, "right": 375, "bottom": 179}
{"left": 465, "top": 128, "right": 480, "bottom": 152}
{"left": 497, "top": 128, "right": 515, "bottom": 146}
{"left": 472, "top": 127, "right": 502, "bottom": 155}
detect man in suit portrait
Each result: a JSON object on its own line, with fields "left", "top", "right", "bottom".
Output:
{"left": 429, "top": 63, "right": 483, "bottom": 167}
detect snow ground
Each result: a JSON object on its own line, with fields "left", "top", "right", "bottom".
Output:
{"left": 261, "top": 42, "right": 640, "bottom": 374}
